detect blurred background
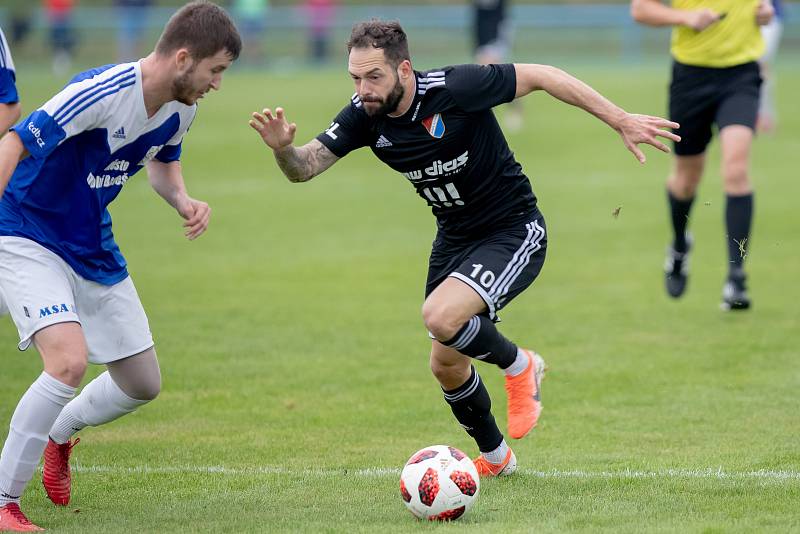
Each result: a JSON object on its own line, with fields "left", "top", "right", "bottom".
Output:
{"left": 1, "top": 1, "right": 797, "bottom": 75}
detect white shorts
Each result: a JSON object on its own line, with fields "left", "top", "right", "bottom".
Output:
{"left": 0, "top": 236, "right": 154, "bottom": 364}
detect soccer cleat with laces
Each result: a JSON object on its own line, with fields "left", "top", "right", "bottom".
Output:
{"left": 664, "top": 235, "right": 692, "bottom": 298}
{"left": 721, "top": 270, "right": 751, "bottom": 311}
{"left": 505, "top": 349, "right": 546, "bottom": 439}
{"left": 473, "top": 448, "right": 517, "bottom": 477}
{"left": 42, "top": 437, "right": 80, "bottom": 506}
{"left": 0, "top": 503, "right": 44, "bottom": 532}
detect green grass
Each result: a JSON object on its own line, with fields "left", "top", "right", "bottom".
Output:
{"left": 1, "top": 61, "right": 799, "bottom": 532}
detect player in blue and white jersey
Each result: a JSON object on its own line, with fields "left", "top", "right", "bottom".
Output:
{"left": 0, "top": 2, "right": 240, "bottom": 530}
{"left": 250, "top": 20, "right": 678, "bottom": 480}
{"left": 0, "top": 26, "right": 21, "bottom": 321}
{"left": 0, "top": 27, "right": 21, "bottom": 137}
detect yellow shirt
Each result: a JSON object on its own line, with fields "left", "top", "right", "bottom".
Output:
{"left": 671, "top": 0, "right": 764, "bottom": 67}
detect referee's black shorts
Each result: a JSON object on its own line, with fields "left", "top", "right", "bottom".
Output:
{"left": 669, "top": 60, "right": 762, "bottom": 156}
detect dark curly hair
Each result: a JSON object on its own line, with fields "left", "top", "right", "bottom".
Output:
{"left": 346, "top": 19, "right": 411, "bottom": 67}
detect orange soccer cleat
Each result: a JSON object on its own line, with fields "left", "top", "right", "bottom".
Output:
{"left": 505, "top": 349, "right": 546, "bottom": 439}
{"left": 473, "top": 448, "right": 517, "bottom": 477}
{"left": 42, "top": 437, "right": 80, "bottom": 506}
{"left": 0, "top": 503, "right": 44, "bottom": 532}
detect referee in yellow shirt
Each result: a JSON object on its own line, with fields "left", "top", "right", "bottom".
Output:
{"left": 631, "top": 0, "right": 774, "bottom": 310}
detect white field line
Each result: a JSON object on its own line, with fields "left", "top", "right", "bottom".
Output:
{"left": 69, "top": 465, "right": 800, "bottom": 481}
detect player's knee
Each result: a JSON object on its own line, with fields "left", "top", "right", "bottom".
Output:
{"left": 123, "top": 375, "right": 161, "bottom": 401}
{"left": 45, "top": 352, "right": 88, "bottom": 386}
{"left": 422, "top": 303, "right": 462, "bottom": 341}
{"left": 722, "top": 162, "right": 750, "bottom": 193}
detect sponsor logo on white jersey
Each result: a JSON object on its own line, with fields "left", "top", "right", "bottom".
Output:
{"left": 402, "top": 151, "right": 469, "bottom": 182}
{"left": 112, "top": 127, "right": 126, "bottom": 139}
{"left": 104, "top": 159, "right": 130, "bottom": 172}
{"left": 137, "top": 145, "right": 164, "bottom": 166}
{"left": 27, "top": 122, "right": 46, "bottom": 148}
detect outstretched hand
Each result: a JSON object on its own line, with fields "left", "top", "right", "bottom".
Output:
{"left": 616, "top": 114, "right": 681, "bottom": 164}
{"left": 249, "top": 107, "right": 297, "bottom": 150}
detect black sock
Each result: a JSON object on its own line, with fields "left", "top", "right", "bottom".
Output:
{"left": 441, "top": 315, "right": 517, "bottom": 369}
{"left": 726, "top": 193, "right": 753, "bottom": 273}
{"left": 443, "top": 367, "right": 503, "bottom": 453}
{"left": 668, "top": 189, "right": 695, "bottom": 253}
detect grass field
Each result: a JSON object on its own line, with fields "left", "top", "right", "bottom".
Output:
{"left": 1, "top": 59, "right": 799, "bottom": 532}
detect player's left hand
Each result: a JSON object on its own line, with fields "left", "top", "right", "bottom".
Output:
{"left": 176, "top": 196, "right": 211, "bottom": 240}
{"left": 755, "top": 0, "right": 774, "bottom": 26}
{"left": 616, "top": 114, "right": 681, "bottom": 164}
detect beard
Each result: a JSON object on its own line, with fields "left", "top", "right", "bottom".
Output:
{"left": 362, "top": 76, "right": 405, "bottom": 117}
{"left": 172, "top": 65, "right": 199, "bottom": 105}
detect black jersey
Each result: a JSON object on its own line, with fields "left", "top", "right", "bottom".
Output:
{"left": 316, "top": 63, "right": 537, "bottom": 242}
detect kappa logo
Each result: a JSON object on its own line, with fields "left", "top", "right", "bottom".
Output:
{"left": 421, "top": 114, "right": 445, "bottom": 139}
{"left": 112, "top": 126, "right": 126, "bottom": 139}
{"left": 375, "top": 135, "right": 392, "bottom": 148}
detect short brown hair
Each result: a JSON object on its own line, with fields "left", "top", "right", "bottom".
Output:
{"left": 347, "top": 20, "right": 410, "bottom": 67}
{"left": 156, "top": 1, "right": 242, "bottom": 61}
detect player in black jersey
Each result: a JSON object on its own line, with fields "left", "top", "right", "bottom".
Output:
{"left": 249, "top": 19, "right": 679, "bottom": 477}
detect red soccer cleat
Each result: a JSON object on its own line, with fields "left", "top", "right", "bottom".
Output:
{"left": 472, "top": 448, "right": 517, "bottom": 477}
{"left": 0, "top": 503, "right": 44, "bottom": 532}
{"left": 42, "top": 437, "right": 80, "bottom": 506}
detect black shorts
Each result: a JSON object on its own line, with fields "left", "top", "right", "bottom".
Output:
{"left": 669, "top": 60, "right": 762, "bottom": 156}
{"left": 474, "top": 0, "right": 508, "bottom": 53}
{"left": 425, "top": 212, "right": 547, "bottom": 321}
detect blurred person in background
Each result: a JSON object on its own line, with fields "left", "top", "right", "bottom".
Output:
{"left": 6, "top": 1, "right": 34, "bottom": 47}
{"left": 631, "top": 0, "right": 774, "bottom": 311}
{"left": 305, "top": 0, "right": 336, "bottom": 64}
{"left": 233, "top": 0, "right": 269, "bottom": 66}
{"left": 473, "top": 0, "right": 523, "bottom": 131}
{"left": 115, "top": 0, "right": 154, "bottom": 62}
{"left": 44, "top": 0, "right": 78, "bottom": 75}
{"left": 757, "top": 0, "right": 783, "bottom": 133}
{"left": 0, "top": 2, "right": 240, "bottom": 530}
{"left": 250, "top": 19, "right": 678, "bottom": 480}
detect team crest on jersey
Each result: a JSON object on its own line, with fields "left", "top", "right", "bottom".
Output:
{"left": 421, "top": 114, "right": 445, "bottom": 139}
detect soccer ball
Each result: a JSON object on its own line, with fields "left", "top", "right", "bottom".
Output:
{"left": 399, "top": 445, "right": 480, "bottom": 521}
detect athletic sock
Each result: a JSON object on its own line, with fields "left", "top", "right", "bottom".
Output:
{"left": 441, "top": 315, "right": 517, "bottom": 369}
{"left": 0, "top": 373, "right": 75, "bottom": 506}
{"left": 725, "top": 193, "right": 753, "bottom": 272}
{"left": 49, "top": 372, "right": 148, "bottom": 445}
{"left": 481, "top": 440, "right": 510, "bottom": 464}
{"left": 668, "top": 189, "right": 695, "bottom": 253}
{"left": 443, "top": 367, "right": 503, "bottom": 453}
{"left": 503, "top": 349, "right": 530, "bottom": 377}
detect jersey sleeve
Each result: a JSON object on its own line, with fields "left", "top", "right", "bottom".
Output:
{"left": 0, "top": 29, "right": 18, "bottom": 104}
{"left": 445, "top": 63, "right": 517, "bottom": 113}
{"left": 315, "top": 99, "right": 372, "bottom": 158}
{"left": 155, "top": 107, "right": 196, "bottom": 163}
{"left": 12, "top": 66, "right": 136, "bottom": 159}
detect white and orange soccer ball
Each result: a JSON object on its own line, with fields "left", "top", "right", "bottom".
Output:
{"left": 399, "top": 445, "right": 480, "bottom": 521}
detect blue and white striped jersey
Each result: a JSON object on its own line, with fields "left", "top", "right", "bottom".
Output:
{"left": 0, "top": 27, "right": 18, "bottom": 105}
{"left": 0, "top": 62, "right": 197, "bottom": 285}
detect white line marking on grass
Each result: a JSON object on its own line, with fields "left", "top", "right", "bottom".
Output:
{"left": 70, "top": 465, "right": 800, "bottom": 481}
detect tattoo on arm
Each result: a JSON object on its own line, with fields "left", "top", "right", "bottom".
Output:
{"left": 274, "top": 139, "right": 339, "bottom": 183}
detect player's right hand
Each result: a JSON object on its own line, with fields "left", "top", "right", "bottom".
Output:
{"left": 685, "top": 8, "right": 722, "bottom": 31}
{"left": 249, "top": 107, "right": 297, "bottom": 150}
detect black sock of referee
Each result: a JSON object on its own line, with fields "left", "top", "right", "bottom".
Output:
{"left": 725, "top": 193, "right": 753, "bottom": 274}
{"left": 668, "top": 189, "right": 695, "bottom": 253}
{"left": 443, "top": 367, "right": 503, "bottom": 453}
{"left": 440, "top": 315, "right": 517, "bottom": 369}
